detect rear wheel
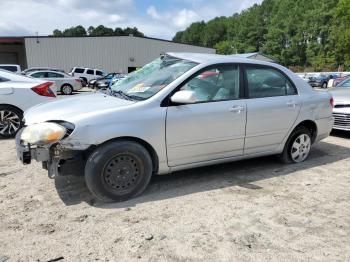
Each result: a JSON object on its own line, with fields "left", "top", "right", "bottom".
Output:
{"left": 61, "top": 84, "right": 73, "bottom": 95}
{"left": 85, "top": 141, "right": 153, "bottom": 202}
{"left": 322, "top": 82, "right": 328, "bottom": 89}
{"left": 280, "top": 126, "right": 312, "bottom": 164}
{"left": 0, "top": 105, "right": 23, "bottom": 138}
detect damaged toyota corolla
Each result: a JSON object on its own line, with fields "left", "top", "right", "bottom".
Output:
{"left": 16, "top": 53, "right": 334, "bottom": 202}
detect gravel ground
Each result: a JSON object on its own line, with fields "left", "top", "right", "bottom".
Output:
{"left": 0, "top": 131, "right": 350, "bottom": 261}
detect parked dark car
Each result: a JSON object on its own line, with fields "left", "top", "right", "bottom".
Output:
{"left": 308, "top": 75, "right": 331, "bottom": 89}
{"left": 93, "top": 73, "right": 123, "bottom": 89}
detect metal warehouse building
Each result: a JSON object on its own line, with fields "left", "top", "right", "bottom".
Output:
{"left": 0, "top": 36, "right": 215, "bottom": 74}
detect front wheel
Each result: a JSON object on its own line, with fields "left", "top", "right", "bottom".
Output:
{"left": 280, "top": 126, "right": 312, "bottom": 164}
{"left": 0, "top": 105, "right": 23, "bottom": 138}
{"left": 85, "top": 141, "right": 153, "bottom": 202}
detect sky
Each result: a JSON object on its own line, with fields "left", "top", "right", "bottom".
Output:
{"left": 0, "top": 0, "right": 263, "bottom": 40}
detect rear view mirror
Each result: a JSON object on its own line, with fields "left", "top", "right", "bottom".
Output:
{"left": 170, "top": 90, "right": 197, "bottom": 104}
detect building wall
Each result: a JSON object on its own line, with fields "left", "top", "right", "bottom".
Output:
{"left": 24, "top": 36, "right": 215, "bottom": 73}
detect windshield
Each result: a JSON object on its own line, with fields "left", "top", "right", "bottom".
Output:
{"left": 110, "top": 55, "right": 198, "bottom": 100}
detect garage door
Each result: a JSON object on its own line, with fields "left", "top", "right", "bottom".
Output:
{"left": 0, "top": 52, "right": 18, "bottom": 64}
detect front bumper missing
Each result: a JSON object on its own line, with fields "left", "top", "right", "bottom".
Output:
{"left": 15, "top": 129, "right": 86, "bottom": 178}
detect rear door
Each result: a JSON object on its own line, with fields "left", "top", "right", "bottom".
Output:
{"left": 244, "top": 65, "right": 301, "bottom": 155}
{"left": 166, "top": 64, "right": 247, "bottom": 166}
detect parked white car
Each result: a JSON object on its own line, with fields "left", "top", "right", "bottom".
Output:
{"left": 28, "top": 70, "right": 83, "bottom": 95}
{"left": 16, "top": 53, "right": 333, "bottom": 202}
{"left": 22, "top": 67, "right": 65, "bottom": 75}
{"left": 0, "top": 69, "right": 56, "bottom": 138}
{"left": 0, "top": 64, "right": 21, "bottom": 74}
{"left": 69, "top": 67, "right": 105, "bottom": 85}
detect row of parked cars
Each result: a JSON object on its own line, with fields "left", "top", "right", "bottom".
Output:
{"left": 296, "top": 72, "right": 350, "bottom": 89}
{"left": 0, "top": 64, "right": 125, "bottom": 94}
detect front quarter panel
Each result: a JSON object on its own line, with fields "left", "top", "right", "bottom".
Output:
{"left": 60, "top": 102, "right": 168, "bottom": 173}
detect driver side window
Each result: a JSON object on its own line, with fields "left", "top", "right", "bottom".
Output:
{"left": 180, "top": 65, "right": 240, "bottom": 103}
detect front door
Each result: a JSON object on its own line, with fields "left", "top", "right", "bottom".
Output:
{"left": 166, "top": 64, "right": 247, "bottom": 167}
{"left": 244, "top": 65, "right": 301, "bottom": 155}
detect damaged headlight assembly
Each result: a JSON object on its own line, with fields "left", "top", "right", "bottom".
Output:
{"left": 21, "top": 122, "right": 74, "bottom": 145}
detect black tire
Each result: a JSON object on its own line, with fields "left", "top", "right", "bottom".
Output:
{"left": 322, "top": 82, "right": 327, "bottom": 89}
{"left": 0, "top": 105, "right": 23, "bottom": 138}
{"left": 280, "top": 126, "right": 312, "bottom": 164}
{"left": 61, "top": 84, "right": 73, "bottom": 95}
{"left": 85, "top": 140, "right": 153, "bottom": 202}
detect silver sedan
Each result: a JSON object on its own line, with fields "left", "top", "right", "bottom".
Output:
{"left": 329, "top": 78, "right": 350, "bottom": 131}
{"left": 16, "top": 53, "right": 333, "bottom": 202}
{"left": 28, "top": 70, "right": 82, "bottom": 95}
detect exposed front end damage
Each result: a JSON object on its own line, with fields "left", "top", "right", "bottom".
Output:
{"left": 16, "top": 129, "right": 89, "bottom": 178}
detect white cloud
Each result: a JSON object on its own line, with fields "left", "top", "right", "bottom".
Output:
{"left": 147, "top": 6, "right": 162, "bottom": 20}
{"left": 172, "top": 9, "right": 200, "bottom": 28}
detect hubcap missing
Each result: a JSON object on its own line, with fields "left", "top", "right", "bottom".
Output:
{"left": 103, "top": 155, "right": 140, "bottom": 192}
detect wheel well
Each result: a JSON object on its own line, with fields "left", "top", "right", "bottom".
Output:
{"left": 97, "top": 137, "right": 159, "bottom": 174}
{"left": 0, "top": 104, "right": 23, "bottom": 114}
{"left": 294, "top": 120, "right": 318, "bottom": 143}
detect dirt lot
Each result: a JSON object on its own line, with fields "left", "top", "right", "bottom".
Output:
{"left": 0, "top": 132, "right": 350, "bottom": 262}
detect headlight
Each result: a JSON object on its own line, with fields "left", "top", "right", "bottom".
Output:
{"left": 21, "top": 122, "right": 67, "bottom": 145}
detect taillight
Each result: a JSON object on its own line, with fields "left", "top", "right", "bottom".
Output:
{"left": 31, "top": 82, "right": 56, "bottom": 97}
{"left": 75, "top": 79, "right": 81, "bottom": 84}
{"left": 330, "top": 97, "right": 334, "bottom": 108}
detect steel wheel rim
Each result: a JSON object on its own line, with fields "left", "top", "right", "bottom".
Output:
{"left": 291, "top": 134, "right": 311, "bottom": 162}
{"left": 102, "top": 154, "right": 142, "bottom": 195}
{"left": 63, "top": 86, "right": 72, "bottom": 94}
{"left": 0, "top": 110, "right": 21, "bottom": 136}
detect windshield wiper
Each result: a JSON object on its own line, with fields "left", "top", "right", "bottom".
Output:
{"left": 110, "top": 90, "right": 135, "bottom": 101}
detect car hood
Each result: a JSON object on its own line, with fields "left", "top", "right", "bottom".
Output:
{"left": 24, "top": 92, "right": 136, "bottom": 125}
{"left": 329, "top": 88, "right": 350, "bottom": 103}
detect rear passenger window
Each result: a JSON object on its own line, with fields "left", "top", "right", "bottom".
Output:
{"left": 86, "top": 69, "right": 94, "bottom": 75}
{"left": 74, "top": 68, "right": 84, "bottom": 73}
{"left": 246, "top": 67, "right": 297, "bottom": 98}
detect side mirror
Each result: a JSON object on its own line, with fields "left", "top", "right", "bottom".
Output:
{"left": 170, "top": 90, "right": 197, "bottom": 104}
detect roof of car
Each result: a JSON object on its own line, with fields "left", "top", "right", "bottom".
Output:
{"left": 166, "top": 52, "right": 276, "bottom": 66}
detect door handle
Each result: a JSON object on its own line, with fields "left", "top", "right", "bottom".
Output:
{"left": 286, "top": 100, "right": 297, "bottom": 108}
{"left": 229, "top": 105, "right": 245, "bottom": 113}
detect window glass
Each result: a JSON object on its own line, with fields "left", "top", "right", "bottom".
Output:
{"left": 246, "top": 67, "right": 296, "bottom": 98}
{"left": 180, "top": 65, "right": 240, "bottom": 102}
{"left": 96, "top": 70, "right": 103, "bottom": 76}
{"left": 339, "top": 78, "right": 350, "bottom": 88}
{"left": 111, "top": 55, "right": 197, "bottom": 100}
{"left": 48, "top": 72, "right": 63, "bottom": 78}
{"left": 31, "top": 72, "right": 48, "bottom": 78}
{"left": 0, "top": 66, "right": 17, "bottom": 72}
{"left": 86, "top": 69, "right": 94, "bottom": 75}
{"left": 74, "top": 68, "right": 84, "bottom": 73}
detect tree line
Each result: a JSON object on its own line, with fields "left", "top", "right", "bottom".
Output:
{"left": 52, "top": 25, "right": 144, "bottom": 38}
{"left": 173, "top": 0, "right": 350, "bottom": 71}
